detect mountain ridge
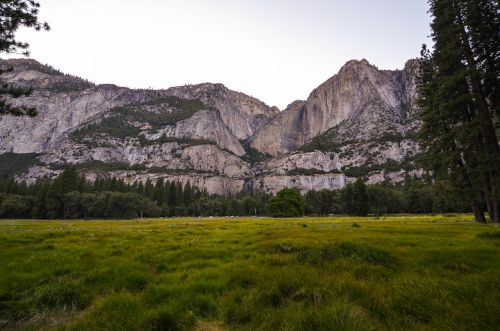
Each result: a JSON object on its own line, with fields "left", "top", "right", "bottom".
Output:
{"left": 0, "top": 57, "right": 421, "bottom": 194}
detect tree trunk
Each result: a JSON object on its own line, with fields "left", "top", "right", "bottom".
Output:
{"left": 454, "top": 4, "right": 500, "bottom": 212}
{"left": 483, "top": 180, "right": 500, "bottom": 223}
{"left": 490, "top": 199, "right": 500, "bottom": 223}
{"left": 471, "top": 201, "right": 487, "bottom": 223}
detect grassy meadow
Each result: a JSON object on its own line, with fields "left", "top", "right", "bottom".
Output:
{"left": 0, "top": 215, "right": 499, "bottom": 330}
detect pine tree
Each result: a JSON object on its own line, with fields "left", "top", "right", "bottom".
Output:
{"left": 144, "top": 179, "right": 154, "bottom": 200}
{"left": 353, "top": 178, "right": 368, "bottom": 216}
{"left": 136, "top": 181, "right": 144, "bottom": 195}
{"left": 45, "top": 178, "right": 63, "bottom": 219}
{"left": 183, "top": 180, "right": 193, "bottom": 205}
{"left": 419, "top": 0, "right": 500, "bottom": 223}
{"left": 0, "top": 0, "right": 50, "bottom": 117}
{"left": 32, "top": 181, "right": 49, "bottom": 218}
{"left": 153, "top": 178, "right": 164, "bottom": 203}
{"left": 176, "top": 181, "right": 184, "bottom": 206}
{"left": 109, "top": 177, "right": 119, "bottom": 192}
{"left": 59, "top": 166, "right": 80, "bottom": 193}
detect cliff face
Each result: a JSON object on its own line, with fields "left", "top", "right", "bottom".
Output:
{"left": 250, "top": 59, "right": 419, "bottom": 155}
{"left": 166, "top": 83, "right": 279, "bottom": 140}
{"left": 0, "top": 58, "right": 421, "bottom": 194}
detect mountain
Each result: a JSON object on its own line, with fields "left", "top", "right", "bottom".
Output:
{"left": 0, "top": 58, "right": 421, "bottom": 195}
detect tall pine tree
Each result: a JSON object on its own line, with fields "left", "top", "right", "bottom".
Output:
{"left": 418, "top": 0, "right": 500, "bottom": 223}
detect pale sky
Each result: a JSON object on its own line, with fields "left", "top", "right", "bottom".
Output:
{"left": 5, "top": 0, "right": 432, "bottom": 109}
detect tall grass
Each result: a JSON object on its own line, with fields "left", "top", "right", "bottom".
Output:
{"left": 0, "top": 215, "right": 499, "bottom": 330}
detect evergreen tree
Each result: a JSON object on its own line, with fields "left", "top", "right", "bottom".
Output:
{"left": 175, "top": 181, "right": 184, "bottom": 206}
{"left": 32, "top": 181, "right": 49, "bottom": 218}
{"left": 418, "top": 0, "right": 500, "bottom": 223}
{"left": 45, "top": 178, "right": 63, "bottom": 219}
{"left": 268, "top": 188, "right": 304, "bottom": 218}
{"left": 93, "top": 177, "right": 103, "bottom": 192}
{"left": 0, "top": 0, "right": 49, "bottom": 116}
{"left": 144, "top": 179, "right": 154, "bottom": 200}
{"left": 183, "top": 180, "right": 193, "bottom": 205}
{"left": 136, "top": 181, "right": 144, "bottom": 195}
{"left": 353, "top": 178, "right": 368, "bottom": 216}
{"left": 59, "top": 166, "right": 80, "bottom": 193}
{"left": 153, "top": 178, "right": 164, "bottom": 204}
{"left": 167, "top": 181, "right": 177, "bottom": 207}
{"left": 340, "top": 183, "right": 356, "bottom": 215}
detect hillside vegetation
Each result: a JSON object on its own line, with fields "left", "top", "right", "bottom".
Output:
{"left": 1, "top": 215, "right": 499, "bottom": 330}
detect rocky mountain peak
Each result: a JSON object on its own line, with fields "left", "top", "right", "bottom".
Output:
{"left": 339, "top": 58, "right": 373, "bottom": 70}
{"left": 0, "top": 58, "right": 94, "bottom": 92}
{"left": 250, "top": 58, "right": 418, "bottom": 156}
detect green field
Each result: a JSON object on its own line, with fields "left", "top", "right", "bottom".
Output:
{"left": 1, "top": 215, "right": 499, "bottom": 330}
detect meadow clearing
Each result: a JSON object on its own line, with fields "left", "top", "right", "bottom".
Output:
{"left": 0, "top": 215, "right": 499, "bottom": 330}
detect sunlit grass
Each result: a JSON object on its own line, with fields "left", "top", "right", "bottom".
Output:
{"left": 0, "top": 215, "right": 499, "bottom": 330}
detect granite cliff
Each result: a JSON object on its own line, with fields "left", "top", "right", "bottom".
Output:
{"left": 0, "top": 58, "right": 421, "bottom": 194}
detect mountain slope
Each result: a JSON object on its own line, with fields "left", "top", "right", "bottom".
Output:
{"left": 0, "top": 58, "right": 421, "bottom": 194}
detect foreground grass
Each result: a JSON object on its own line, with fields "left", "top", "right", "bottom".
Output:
{"left": 0, "top": 215, "right": 499, "bottom": 330}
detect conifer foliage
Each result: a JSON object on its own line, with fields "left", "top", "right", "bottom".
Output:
{"left": 418, "top": 0, "right": 500, "bottom": 223}
{"left": 0, "top": 0, "right": 50, "bottom": 116}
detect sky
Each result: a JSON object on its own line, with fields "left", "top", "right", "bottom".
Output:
{"left": 5, "top": 0, "right": 432, "bottom": 109}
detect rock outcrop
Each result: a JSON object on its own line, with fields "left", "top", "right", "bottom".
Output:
{"left": 166, "top": 83, "right": 279, "bottom": 140}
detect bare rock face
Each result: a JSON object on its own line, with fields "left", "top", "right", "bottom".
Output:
{"left": 252, "top": 174, "right": 347, "bottom": 194}
{"left": 251, "top": 59, "right": 418, "bottom": 156}
{"left": 0, "top": 85, "right": 128, "bottom": 153}
{"left": 0, "top": 58, "right": 421, "bottom": 195}
{"left": 166, "top": 83, "right": 279, "bottom": 139}
{"left": 263, "top": 151, "right": 341, "bottom": 176}
{"left": 160, "top": 110, "right": 245, "bottom": 156}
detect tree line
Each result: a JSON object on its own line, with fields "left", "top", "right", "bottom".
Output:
{"left": 0, "top": 167, "right": 471, "bottom": 219}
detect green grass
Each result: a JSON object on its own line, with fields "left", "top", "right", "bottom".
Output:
{"left": 0, "top": 215, "right": 499, "bottom": 330}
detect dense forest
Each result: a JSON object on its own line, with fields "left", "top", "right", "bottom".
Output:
{"left": 0, "top": 167, "right": 470, "bottom": 219}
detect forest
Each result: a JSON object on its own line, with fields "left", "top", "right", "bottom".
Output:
{"left": 0, "top": 167, "right": 469, "bottom": 219}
